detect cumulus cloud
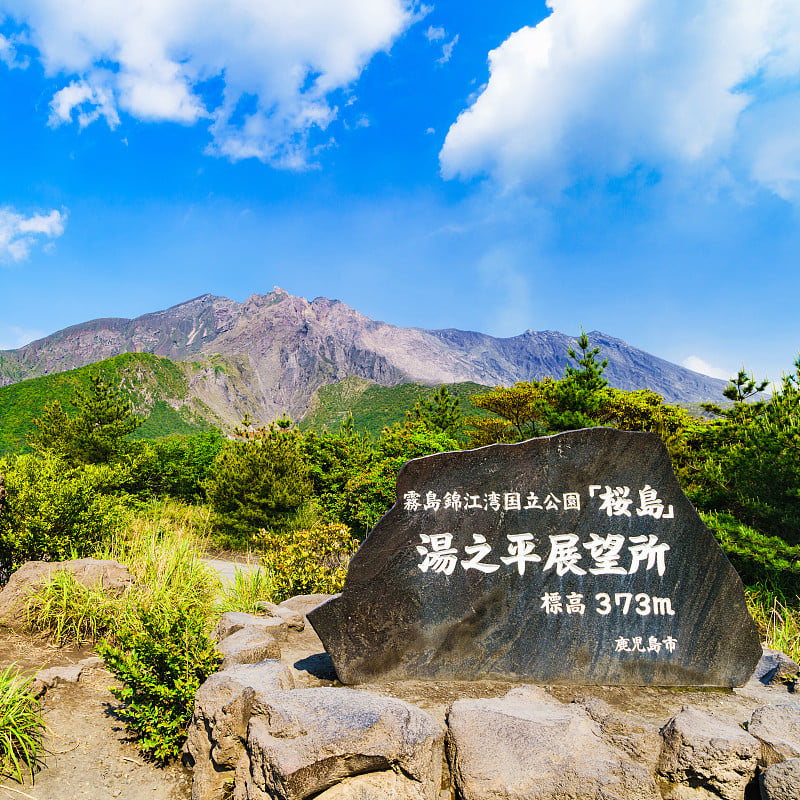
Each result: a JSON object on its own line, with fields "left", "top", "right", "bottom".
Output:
{"left": 682, "top": 356, "right": 731, "bottom": 381}
{"left": 49, "top": 79, "right": 120, "bottom": 128}
{"left": 441, "top": 0, "right": 800, "bottom": 198}
{"left": 0, "top": 207, "right": 67, "bottom": 262}
{"left": 1, "top": 0, "right": 415, "bottom": 167}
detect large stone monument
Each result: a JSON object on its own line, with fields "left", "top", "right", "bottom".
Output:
{"left": 308, "top": 428, "right": 762, "bottom": 686}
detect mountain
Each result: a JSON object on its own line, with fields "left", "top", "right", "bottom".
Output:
{"left": 0, "top": 288, "right": 726, "bottom": 426}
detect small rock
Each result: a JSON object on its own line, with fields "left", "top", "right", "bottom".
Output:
{"left": 277, "top": 594, "right": 334, "bottom": 622}
{"left": 749, "top": 704, "right": 800, "bottom": 764}
{"left": 77, "top": 656, "right": 104, "bottom": 668}
{"left": 217, "top": 627, "right": 281, "bottom": 669}
{"left": 447, "top": 685, "right": 660, "bottom": 800}
{"left": 752, "top": 649, "right": 800, "bottom": 686}
{"left": 31, "top": 664, "right": 84, "bottom": 698}
{"left": 657, "top": 706, "right": 761, "bottom": 800}
{"left": 213, "top": 611, "right": 288, "bottom": 642}
{"left": 234, "top": 687, "right": 444, "bottom": 800}
{"left": 760, "top": 758, "right": 800, "bottom": 800}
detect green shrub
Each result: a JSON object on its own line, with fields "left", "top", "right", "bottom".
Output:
{"left": 259, "top": 522, "right": 357, "bottom": 603}
{"left": 702, "top": 511, "right": 800, "bottom": 596}
{"left": 98, "top": 600, "right": 219, "bottom": 762}
{"left": 25, "top": 501, "right": 218, "bottom": 650}
{"left": 0, "top": 664, "right": 44, "bottom": 783}
{"left": 338, "top": 421, "right": 460, "bottom": 535}
{"left": 123, "top": 430, "right": 224, "bottom": 501}
{"left": 0, "top": 453, "right": 125, "bottom": 580}
{"left": 688, "top": 363, "right": 800, "bottom": 544}
{"left": 206, "top": 420, "right": 313, "bottom": 548}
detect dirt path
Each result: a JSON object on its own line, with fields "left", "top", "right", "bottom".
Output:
{"left": 0, "top": 632, "right": 191, "bottom": 800}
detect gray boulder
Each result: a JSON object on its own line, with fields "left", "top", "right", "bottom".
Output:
{"left": 575, "top": 696, "right": 662, "bottom": 770}
{"left": 657, "top": 706, "right": 761, "bottom": 800}
{"left": 185, "top": 660, "right": 295, "bottom": 800}
{"left": 213, "top": 611, "right": 288, "bottom": 642}
{"left": 760, "top": 758, "right": 800, "bottom": 800}
{"left": 277, "top": 594, "right": 334, "bottom": 622}
{"left": 233, "top": 687, "right": 444, "bottom": 800}
{"left": 749, "top": 704, "right": 800, "bottom": 764}
{"left": 217, "top": 627, "right": 281, "bottom": 669}
{"left": 254, "top": 601, "right": 305, "bottom": 631}
{"left": 446, "top": 685, "right": 660, "bottom": 800}
{"left": 0, "top": 559, "right": 132, "bottom": 627}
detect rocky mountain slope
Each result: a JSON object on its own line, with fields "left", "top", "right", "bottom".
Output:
{"left": 0, "top": 288, "right": 726, "bottom": 423}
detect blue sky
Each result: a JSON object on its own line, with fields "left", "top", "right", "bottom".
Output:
{"left": 1, "top": 0, "right": 799, "bottom": 385}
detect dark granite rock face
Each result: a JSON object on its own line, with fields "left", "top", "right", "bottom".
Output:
{"left": 308, "top": 429, "right": 762, "bottom": 686}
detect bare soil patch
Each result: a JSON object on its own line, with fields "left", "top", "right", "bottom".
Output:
{"left": 0, "top": 630, "right": 191, "bottom": 800}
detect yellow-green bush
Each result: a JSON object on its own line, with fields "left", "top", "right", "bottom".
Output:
{"left": 259, "top": 522, "right": 357, "bottom": 603}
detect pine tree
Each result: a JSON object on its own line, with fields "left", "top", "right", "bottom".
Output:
{"left": 29, "top": 374, "right": 142, "bottom": 465}
{"left": 408, "top": 385, "right": 463, "bottom": 438}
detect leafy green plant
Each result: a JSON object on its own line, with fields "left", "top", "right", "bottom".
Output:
{"left": 29, "top": 373, "right": 142, "bottom": 466}
{"left": 0, "top": 452, "right": 125, "bottom": 580}
{"left": 26, "top": 500, "right": 219, "bottom": 648}
{"left": 259, "top": 522, "right": 357, "bottom": 603}
{"left": 101, "top": 501, "right": 218, "bottom": 607}
{"left": 0, "top": 664, "right": 44, "bottom": 783}
{"left": 702, "top": 511, "right": 800, "bottom": 596}
{"left": 688, "top": 361, "right": 800, "bottom": 544}
{"left": 98, "top": 600, "right": 219, "bottom": 762}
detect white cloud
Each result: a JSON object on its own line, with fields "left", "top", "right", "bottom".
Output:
{"left": 441, "top": 0, "right": 800, "bottom": 198}
{"left": 682, "top": 356, "right": 731, "bottom": 381}
{"left": 1, "top": 0, "right": 415, "bottom": 167}
{"left": 425, "top": 25, "right": 445, "bottom": 42}
{"left": 0, "top": 207, "right": 67, "bottom": 262}
{"left": 49, "top": 79, "right": 120, "bottom": 128}
{"left": 438, "top": 34, "right": 459, "bottom": 65}
{"left": 0, "top": 325, "right": 45, "bottom": 350}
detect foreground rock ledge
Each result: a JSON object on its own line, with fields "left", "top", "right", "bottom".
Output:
{"left": 309, "top": 429, "right": 761, "bottom": 686}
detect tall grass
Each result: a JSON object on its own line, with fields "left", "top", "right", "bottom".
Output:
{"left": 747, "top": 583, "right": 800, "bottom": 666}
{"left": 216, "top": 559, "right": 275, "bottom": 615}
{"left": 26, "top": 500, "right": 221, "bottom": 646}
{"left": 0, "top": 665, "right": 44, "bottom": 783}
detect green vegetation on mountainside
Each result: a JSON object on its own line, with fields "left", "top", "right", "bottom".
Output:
{"left": 299, "top": 377, "right": 490, "bottom": 437}
{"left": 0, "top": 353, "right": 208, "bottom": 455}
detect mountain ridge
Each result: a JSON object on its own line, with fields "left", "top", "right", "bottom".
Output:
{"left": 0, "top": 287, "right": 727, "bottom": 422}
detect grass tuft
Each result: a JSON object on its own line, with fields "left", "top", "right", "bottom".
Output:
{"left": 746, "top": 583, "right": 800, "bottom": 665}
{"left": 0, "top": 664, "right": 44, "bottom": 784}
{"left": 216, "top": 559, "right": 274, "bottom": 615}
